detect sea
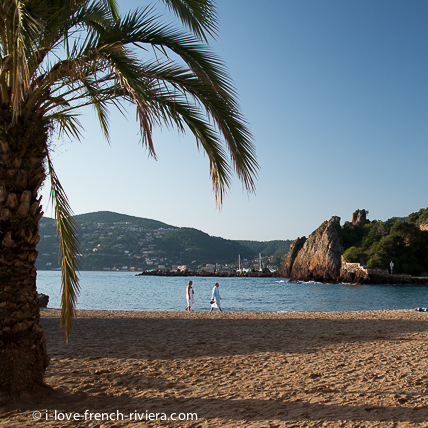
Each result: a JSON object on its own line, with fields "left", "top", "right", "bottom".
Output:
{"left": 36, "top": 271, "right": 428, "bottom": 312}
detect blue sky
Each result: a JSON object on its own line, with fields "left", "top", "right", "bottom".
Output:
{"left": 41, "top": 0, "right": 428, "bottom": 241}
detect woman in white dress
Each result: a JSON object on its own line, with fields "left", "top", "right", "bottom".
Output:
{"left": 185, "top": 280, "right": 195, "bottom": 311}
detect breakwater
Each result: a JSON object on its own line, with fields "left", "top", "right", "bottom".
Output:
{"left": 135, "top": 268, "right": 428, "bottom": 285}
{"left": 136, "top": 269, "right": 275, "bottom": 278}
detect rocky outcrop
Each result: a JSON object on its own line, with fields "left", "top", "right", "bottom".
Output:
{"left": 276, "top": 236, "right": 306, "bottom": 277}
{"left": 37, "top": 293, "right": 49, "bottom": 308}
{"left": 352, "top": 209, "right": 368, "bottom": 228}
{"left": 277, "top": 211, "right": 428, "bottom": 285}
{"left": 278, "top": 216, "right": 344, "bottom": 282}
{"left": 339, "top": 256, "right": 370, "bottom": 284}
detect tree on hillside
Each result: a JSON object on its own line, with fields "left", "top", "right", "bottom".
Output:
{"left": 409, "top": 207, "right": 428, "bottom": 228}
{"left": 0, "top": 0, "right": 258, "bottom": 394}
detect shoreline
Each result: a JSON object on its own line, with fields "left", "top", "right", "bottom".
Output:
{"left": 39, "top": 307, "right": 420, "bottom": 319}
{"left": 136, "top": 269, "right": 428, "bottom": 285}
{"left": 40, "top": 307, "right": 415, "bottom": 317}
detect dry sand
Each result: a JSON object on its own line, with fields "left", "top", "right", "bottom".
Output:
{"left": 2, "top": 309, "right": 428, "bottom": 427}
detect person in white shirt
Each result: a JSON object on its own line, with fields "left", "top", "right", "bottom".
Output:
{"left": 210, "top": 282, "right": 222, "bottom": 312}
{"left": 185, "top": 280, "right": 195, "bottom": 311}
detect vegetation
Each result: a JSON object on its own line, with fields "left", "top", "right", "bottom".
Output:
{"left": 36, "top": 212, "right": 290, "bottom": 271}
{"left": 409, "top": 207, "right": 428, "bottom": 229}
{"left": 237, "top": 240, "right": 292, "bottom": 266}
{"left": 0, "top": 0, "right": 258, "bottom": 394}
{"left": 341, "top": 208, "right": 428, "bottom": 276}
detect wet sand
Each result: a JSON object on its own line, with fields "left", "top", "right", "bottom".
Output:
{"left": 2, "top": 309, "right": 428, "bottom": 427}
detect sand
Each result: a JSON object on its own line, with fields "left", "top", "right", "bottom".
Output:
{"left": 2, "top": 308, "right": 428, "bottom": 427}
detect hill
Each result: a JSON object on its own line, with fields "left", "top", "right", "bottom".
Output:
{"left": 237, "top": 240, "right": 291, "bottom": 265}
{"left": 36, "top": 211, "right": 292, "bottom": 271}
{"left": 341, "top": 207, "right": 428, "bottom": 276}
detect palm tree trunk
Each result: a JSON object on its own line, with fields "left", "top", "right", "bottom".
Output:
{"left": 0, "top": 111, "right": 50, "bottom": 394}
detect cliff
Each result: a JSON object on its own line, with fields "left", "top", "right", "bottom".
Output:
{"left": 276, "top": 236, "right": 307, "bottom": 278}
{"left": 277, "top": 216, "right": 344, "bottom": 282}
{"left": 277, "top": 212, "right": 428, "bottom": 285}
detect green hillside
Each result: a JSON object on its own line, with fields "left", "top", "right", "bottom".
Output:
{"left": 36, "top": 211, "right": 290, "bottom": 271}
{"left": 341, "top": 207, "right": 428, "bottom": 276}
{"left": 74, "top": 211, "right": 172, "bottom": 229}
{"left": 237, "top": 240, "right": 292, "bottom": 266}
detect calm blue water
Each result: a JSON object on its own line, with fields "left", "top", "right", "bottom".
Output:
{"left": 36, "top": 271, "right": 428, "bottom": 312}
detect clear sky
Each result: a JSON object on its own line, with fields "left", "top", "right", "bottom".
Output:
{"left": 40, "top": 0, "right": 428, "bottom": 242}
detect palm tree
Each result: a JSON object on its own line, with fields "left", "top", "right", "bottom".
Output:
{"left": 0, "top": 0, "right": 258, "bottom": 394}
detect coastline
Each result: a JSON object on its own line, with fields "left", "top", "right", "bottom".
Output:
{"left": 2, "top": 308, "right": 428, "bottom": 426}
{"left": 136, "top": 269, "right": 275, "bottom": 277}
{"left": 136, "top": 269, "right": 428, "bottom": 285}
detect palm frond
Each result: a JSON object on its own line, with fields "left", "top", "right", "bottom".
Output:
{"left": 100, "top": 0, "right": 120, "bottom": 22}
{"left": 78, "top": 9, "right": 258, "bottom": 200}
{"left": 3, "top": 0, "right": 44, "bottom": 119}
{"left": 49, "top": 111, "right": 84, "bottom": 141}
{"left": 161, "top": 0, "right": 218, "bottom": 42}
{"left": 46, "top": 154, "right": 80, "bottom": 342}
{"left": 123, "top": 58, "right": 259, "bottom": 194}
{"left": 80, "top": 76, "right": 112, "bottom": 142}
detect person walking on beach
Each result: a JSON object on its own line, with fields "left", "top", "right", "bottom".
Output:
{"left": 210, "top": 282, "right": 222, "bottom": 312}
{"left": 185, "top": 280, "right": 195, "bottom": 311}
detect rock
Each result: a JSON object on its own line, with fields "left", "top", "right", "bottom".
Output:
{"left": 351, "top": 209, "right": 368, "bottom": 228}
{"left": 276, "top": 236, "right": 306, "bottom": 277}
{"left": 278, "top": 216, "right": 344, "bottom": 283}
{"left": 340, "top": 256, "right": 370, "bottom": 284}
{"left": 277, "top": 210, "right": 428, "bottom": 285}
{"left": 38, "top": 293, "right": 49, "bottom": 308}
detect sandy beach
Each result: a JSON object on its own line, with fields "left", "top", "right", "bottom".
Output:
{"left": 2, "top": 309, "right": 428, "bottom": 427}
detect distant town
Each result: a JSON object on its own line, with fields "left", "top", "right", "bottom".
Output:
{"left": 36, "top": 211, "right": 291, "bottom": 273}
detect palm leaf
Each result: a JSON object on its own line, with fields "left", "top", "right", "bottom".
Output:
{"left": 46, "top": 154, "right": 80, "bottom": 342}
{"left": 161, "top": 0, "right": 218, "bottom": 42}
